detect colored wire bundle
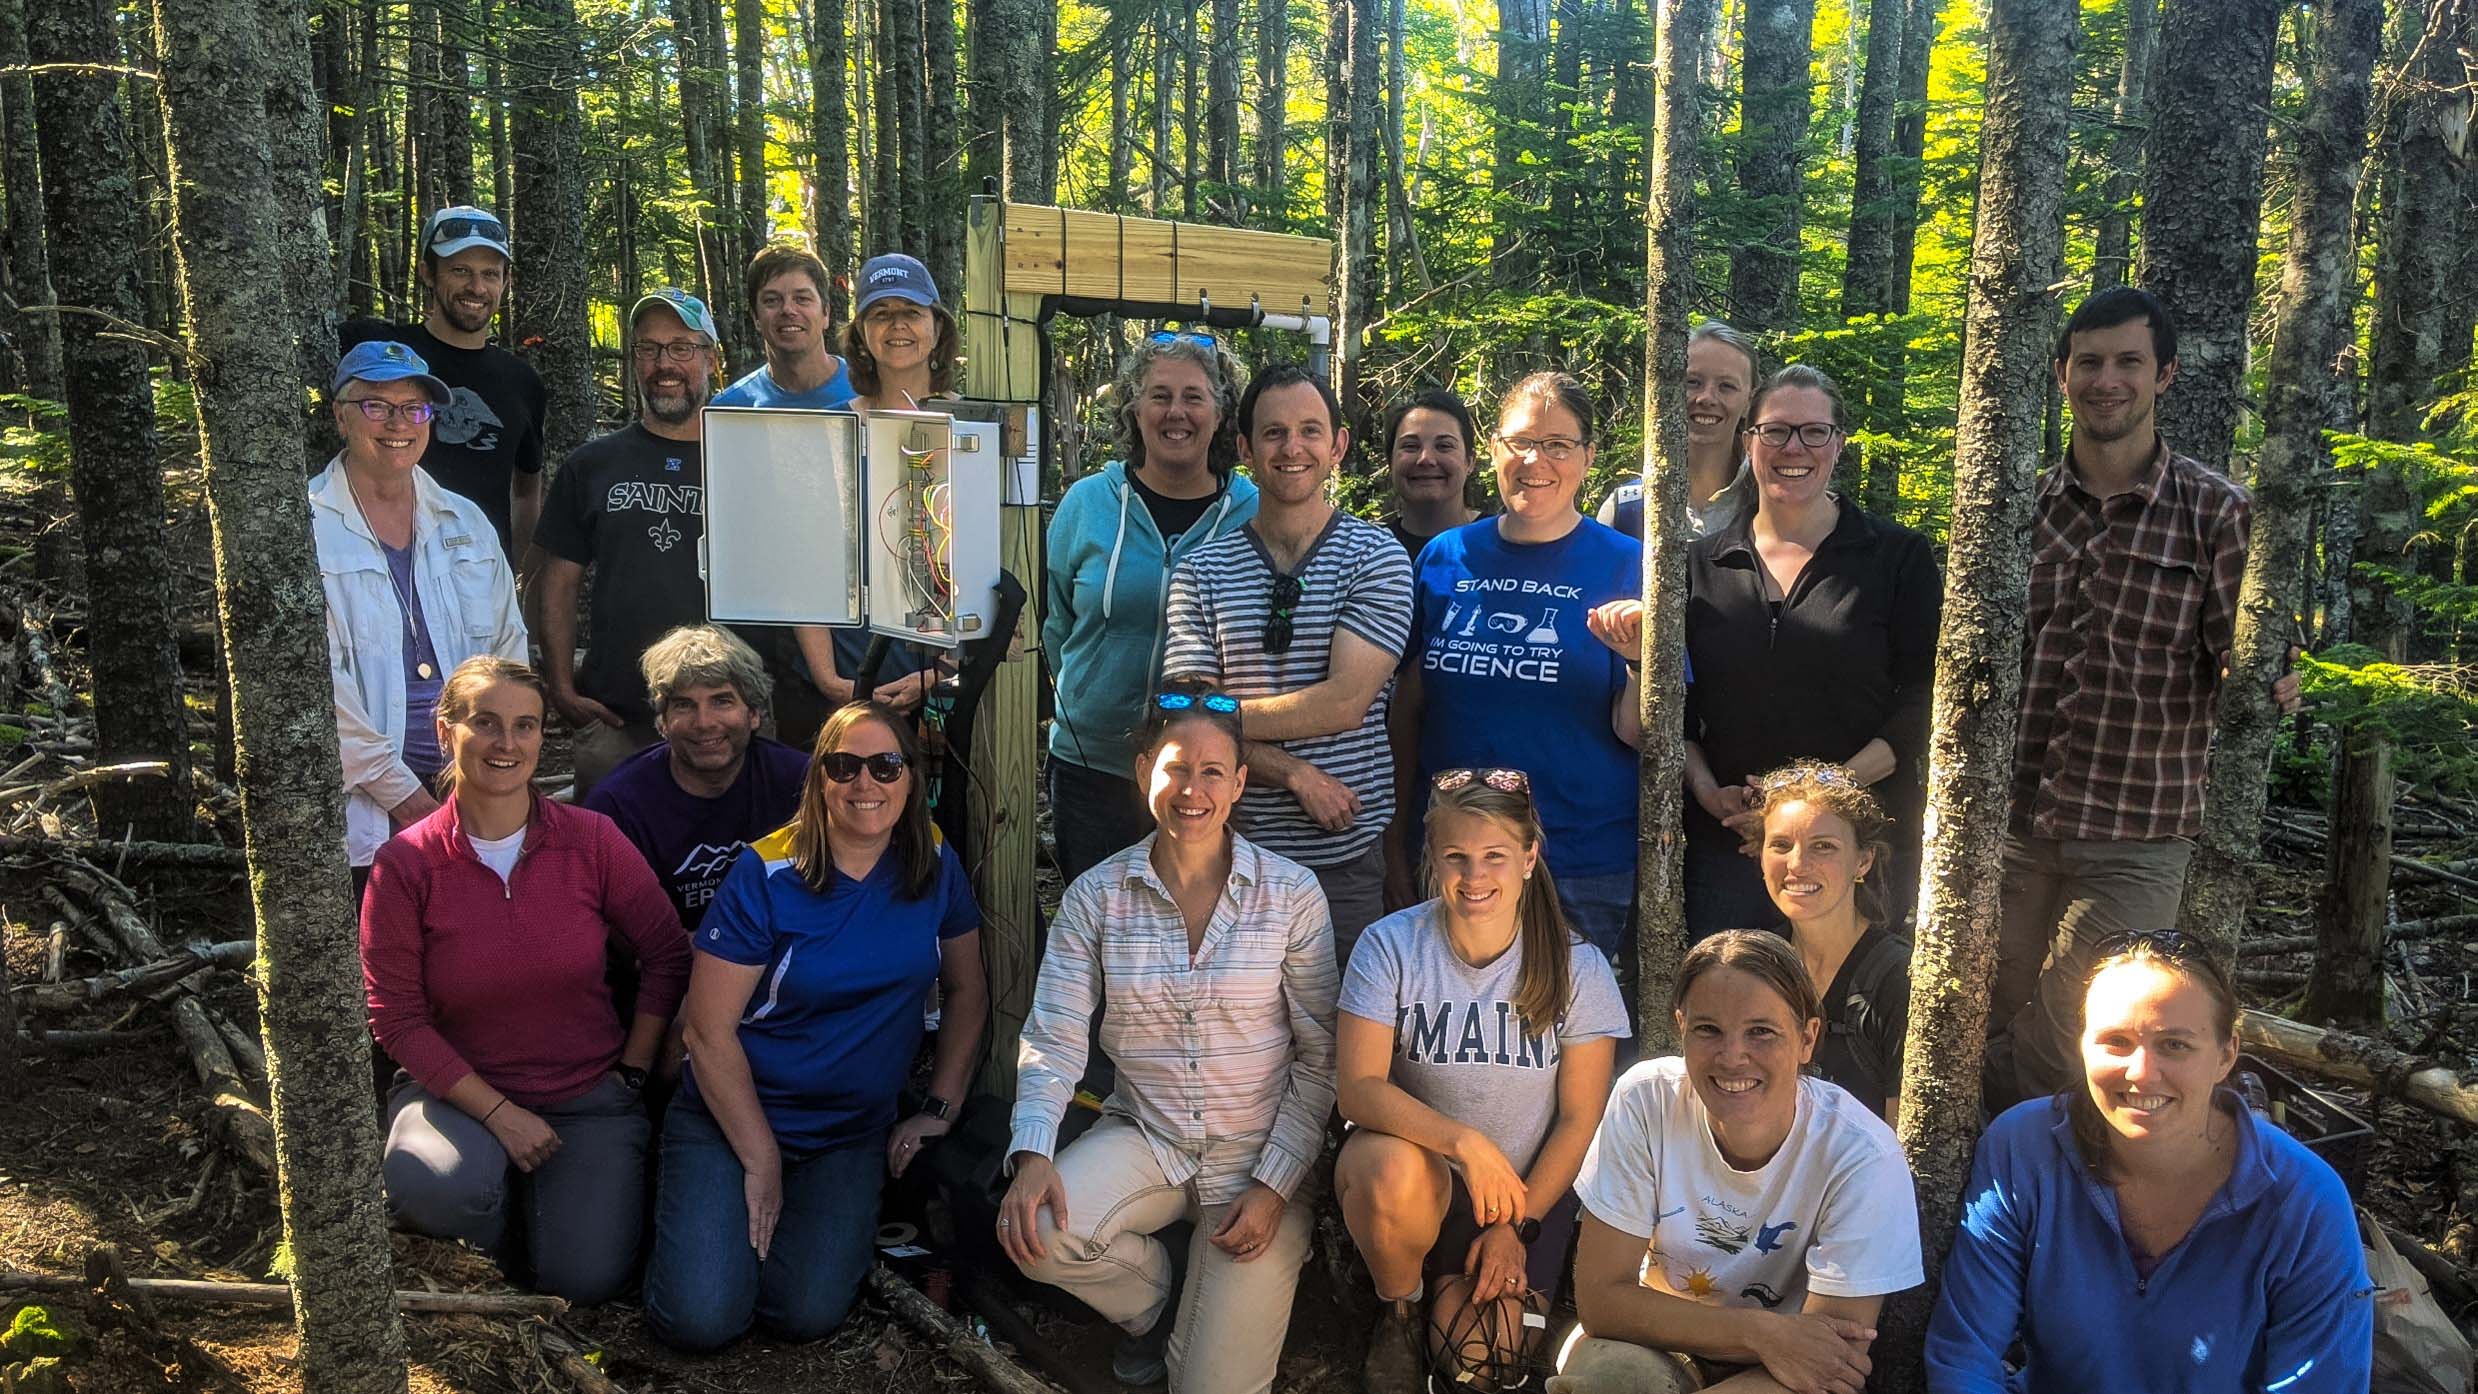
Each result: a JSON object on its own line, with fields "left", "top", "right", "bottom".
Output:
{"left": 877, "top": 429, "right": 953, "bottom": 623}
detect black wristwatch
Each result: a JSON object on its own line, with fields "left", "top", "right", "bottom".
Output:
{"left": 616, "top": 1065, "right": 648, "bottom": 1092}
{"left": 920, "top": 1094, "right": 955, "bottom": 1121}
{"left": 1514, "top": 1218, "right": 1541, "bottom": 1244}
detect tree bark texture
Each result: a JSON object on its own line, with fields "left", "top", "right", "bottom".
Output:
{"left": 2135, "top": 0, "right": 2282, "bottom": 475}
{"left": 1256, "top": 0, "right": 1287, "bottom": 218}
{"left": 923, "top": 0, "right": 960, "bottom": 293}
{"left": 1335, "top": 0, "right": 1379, "bottom": 419}
{"left": 735, "top": 0, "right": 768, "bottom": 258}
{"left": 1207, "top": 0, "right": 1242, "bottom": 192}
{"left": 0, "top": 0, "right": 64, "bottom": 401}
{"left": 28, "top": 0, "right": 194, "bottom": 845}
{"left": 2179, "top": 0, "right": 2379, "bottom": 966}
{"left": 436, "top": 0, "right": 477, "bottom": 205}
{"left": 2367, "top": 0, "right": 2476, "bottom": 442}
{"left": 261, "top": 0, "right": 339, "bottom": 452}
{"left": 148, "top": 0, "right": 413, "bottom": 1383}
{"left": 2090, "top": 0, "right": 2157, "bottom": 289}
{"left": 1634, "top": 0, "right": 1721, "bottom": 1051}
{"left": 508, "top": 0, "right": 596, "bottom": 462}
{"left": 1883, "top": 0, "right": 2078, "bottom": 1382}
{"left": 887, "top": 0, "right": 927, "bottom": 252}
{"left": 1492, "top": 0, "right": 1549, "bottom": 285}
{"left": 811, "top": 0, "right": 854, "bottom": 320}
{"left": 1727, "top": 0, "right": 1818, "bottom": 333}
{"left": 989, "top": 0, "right": 1052, "bottom": 202}
{"left": 1837, "top": 0, "right": 1906, "bottom": 319}
{"left": 1885, "top": 0, "right": 1936, "bottom": 317}
{"left": 871, "top": 0, "right": 901, "bottom": 248}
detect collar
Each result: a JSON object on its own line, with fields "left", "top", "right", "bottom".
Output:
{"left": 1708, "top": 493, "right": 1873, "bottom": 564}
{"left": 2046, "top": 1086, "right": 2277, "bottom": 1214}
{"left": 1120, "top": 830, "right": 1262, "bottom": 898}
{"left": 310, "top": 456, "right": 465, "bottom": 547}
{"left": 437, "top": 790, "right": 561, "bottom": 860}
{"left": 2046, "top": 434, "right": 2172, "bottom": 508}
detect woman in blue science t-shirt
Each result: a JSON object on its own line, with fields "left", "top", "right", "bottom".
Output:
{"left": 642, "top": 701, "right": 985, "bottom": 1353}
{"left": 1390, "top": 371, "right": 1643, "bottom": 977}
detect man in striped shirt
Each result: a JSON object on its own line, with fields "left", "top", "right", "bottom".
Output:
{"left": 1165, "top": 364, "right": 1415, "bottom": 969}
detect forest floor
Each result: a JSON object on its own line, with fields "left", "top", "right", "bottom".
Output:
{"left": 1, "top": 457, "right": 2475, "bottom": 1392}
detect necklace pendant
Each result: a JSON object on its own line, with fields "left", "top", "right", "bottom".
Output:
{"left": 417, "top": 661, "right": 435, "bottom": 680}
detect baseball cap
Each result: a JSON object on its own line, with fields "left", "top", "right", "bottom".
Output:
{"left": 856, "top": 254, "right": 941, "bottom": 314}
{"left": 629, "top": 288, "right": 721, "bottom": 342}
{"left": 332, "top": 340, "right": 452, "bottom": 405}
{"left": 420, "top": 205, "right": 511, "bottom": 261}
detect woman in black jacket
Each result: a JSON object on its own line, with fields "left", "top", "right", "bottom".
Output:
{"left": 1678, "top": 366, "right": 1941, "bottom": 939}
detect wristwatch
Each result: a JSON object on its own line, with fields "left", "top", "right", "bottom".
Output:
{"left": 920, "top": 1094, "right": 956, "bottom": 1121}
{"left": 616, "top": 1065, "right": 648, "bottom": 1092}
{"left": 1514, "top": 1218, "right": 1541, "bottom": 1243}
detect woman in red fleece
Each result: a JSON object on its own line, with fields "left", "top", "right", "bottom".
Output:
{"left": 362, "top": 656, "right": 691, "bottom": 1303}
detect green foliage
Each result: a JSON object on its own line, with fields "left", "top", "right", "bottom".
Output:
{"left": 0, "top": 1304, "right": 82, "bottom": 1359}
{"left": 0, "top": 396, "right": 72, "bottom": 480}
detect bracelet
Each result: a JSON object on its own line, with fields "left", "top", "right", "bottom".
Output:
{"left": 482, "top": 1098, "right": 508, "bottom": 1124}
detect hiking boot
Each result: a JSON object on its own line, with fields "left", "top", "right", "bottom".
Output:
{"left": 1363, "top": 1301, "right": 1425, "bottom": 1394}
{"left": 1112, "top": 1309, "right": 1172, "bottom": 1387}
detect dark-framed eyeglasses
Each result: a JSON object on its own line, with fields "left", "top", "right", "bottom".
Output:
{"left": 822, "top": 751, "right": 909, "bottom": 784}
{"left": 343, "top": 398, "right": 436, "bottom": 425}
{"left": 1151, "top": 329, "right": 1218, "bottom": 349}
{"left": 1745, "top": 422, "right": 1842, "bottom": 449}
{"left": 1264, "top": 574, "right": 1304, "bottom": 655}
{"left": 1155, "top": 691, "right": 1241, "bottom": 714}
{"left": 632, "top": 339, "right": 712, "bottom": 364}
{"left": 1433, "top": 767, "right": 1531, "bottom": 795}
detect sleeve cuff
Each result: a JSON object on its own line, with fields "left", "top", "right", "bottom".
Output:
{"left": 1007, "top": 1117, "right": 1060, "bottom": 1172}
{"left": 1252, "top": 1144, "right": 1310, "bottom": 1199}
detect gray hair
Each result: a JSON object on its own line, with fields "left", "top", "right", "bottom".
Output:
{"left": 641, "top": 624, "right": 774, "bottom": 717}
{"left": 1111, "top": 333, "right": 1245, "bottom": 478}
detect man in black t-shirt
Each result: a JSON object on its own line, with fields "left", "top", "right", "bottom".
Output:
{"left": 536, "top": 288, "right": 723, "bottom": 799}
{"left": 338, "top": 205, "right": 547, "bottom": 561}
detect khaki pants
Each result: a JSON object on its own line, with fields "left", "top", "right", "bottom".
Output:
{"left": 1990, "top": 833, "right": 2194, "bottom": 1104}
{"left": 1016, "top": 1116, "right": 1314, "bottom": 1394}
{"left": 568, "top": 718, "right": 659, "bottom": 802}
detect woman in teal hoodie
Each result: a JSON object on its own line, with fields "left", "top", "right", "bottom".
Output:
{"left": 1045, "top": 333, "right": 1258, "bottom": 886}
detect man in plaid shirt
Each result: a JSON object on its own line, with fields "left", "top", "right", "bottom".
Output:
{"left": 1987, "top": 288, "right": 2300, "bottom": 1106}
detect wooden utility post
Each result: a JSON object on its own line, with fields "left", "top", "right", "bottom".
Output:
{"left": 959, "top": 196, "right": 1333, "bottom": 1096}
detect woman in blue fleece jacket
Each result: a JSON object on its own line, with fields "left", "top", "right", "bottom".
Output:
{"left": 1927, "top": 934, "right": 2373, "bottom": 1393}
{"left": 1043, "top": 333, "right": 1257, "bottom": 886}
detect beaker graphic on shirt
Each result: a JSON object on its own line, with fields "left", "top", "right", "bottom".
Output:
{"left": 1523, "top": 606, "right": 1561, "bottom": 644}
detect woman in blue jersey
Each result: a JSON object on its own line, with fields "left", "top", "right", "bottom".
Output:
{"left": 1388, "top": 372, "right": 1643, "bottom": 979}
{"left": 1044, "top": 333, "right": 1257, "bottom": 886}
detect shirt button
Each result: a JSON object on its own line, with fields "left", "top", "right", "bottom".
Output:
{"left": 1191, "top": 1110, "right": 1202, "bottom": 1120}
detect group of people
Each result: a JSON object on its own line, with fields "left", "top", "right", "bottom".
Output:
{"left": 311, "top": 194, "right": 2369, "bottom": 1394}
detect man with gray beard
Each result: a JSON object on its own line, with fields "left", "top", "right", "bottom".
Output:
{"left": 536, "top": 289, "right": 725, "bottom": 797}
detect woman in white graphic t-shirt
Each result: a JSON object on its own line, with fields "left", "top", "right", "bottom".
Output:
{"left": 1552, "top": 931, "right": 1922, "bottom": 1394}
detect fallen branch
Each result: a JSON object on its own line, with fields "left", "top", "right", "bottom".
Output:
{"left": 0, "top": 1268, "right": 569, "bottom": 1315}
{"left": 2379, "top": 1218, "right": 2478, "bottom": 1315}
{"left": 0, "top": 834, "right": 247, "bottom": 872}
{"left": 2241, "top": 913, "right": 2478, "bottom": 958}
{"left": 13, "top": 940, "right": 253, "bottom": 1014}
{"left": 0, "top": 759, "right": 171, "bottom": 809}
{"left": 536, "top": 1325, "right": 625, "bottom": 1394}
{"left": 16, "top": 604, "right": 73, "bottom": 719}
{"left": 2238, "top": 1009, "right": 2478, "bottom": 1126}
{"left": 13, "top": 1027, "right": 133, "bottom": 1053}
{"left": 866, "top": 1264, "right": 1064, "bottom": 1394}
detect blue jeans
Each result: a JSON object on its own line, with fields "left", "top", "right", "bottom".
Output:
{"left": 1555, "top": 869, "right": 1638, "bottom": 1001}
{"left": 1683, "top": 840, "right": 1779, "bottom": 942}
{"left": 641, "top": 1099, "right": 886, "bottom": 1352}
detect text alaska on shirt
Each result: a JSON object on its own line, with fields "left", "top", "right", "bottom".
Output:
{"left": 1395, "top": 996, "right": 1560, "bottom": 1069}
{"left": 1423, "top": 576, "right": 1587, "bottom": 685}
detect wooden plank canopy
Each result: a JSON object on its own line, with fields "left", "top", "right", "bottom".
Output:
{"left": 997, "top": 203, "right": 1334, "bottom": 319}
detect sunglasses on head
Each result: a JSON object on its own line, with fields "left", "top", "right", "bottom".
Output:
{"left": 1264, "top": 574, "right": 1303, "bottom": 655}
{"left": 2095, "top": 929, "right": 2204, "bottom": 963}
{"left": 822, "top": 751, "right": 909, "bottom": 784}
{"left": 427, "top": 214, "right": 506, "bottom": 248}
{"left": 1757, "top": 764, "right": 1859, "bottom": 793}
{"left": 1433, "top": 767, "right": 1531, "bottom": 795}
{"left": 1155, "top": 691, "right": 1241, "bottom": 714}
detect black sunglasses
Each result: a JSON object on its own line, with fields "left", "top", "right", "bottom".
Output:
{"left": 1155, "top": 691, "right": 1241, "bottom": 714}
{"left": 426, "top": 214, "right": 506, "bottom": 248}
{"left": 822, "top": 751, "right": 909, "bottom": 784}
{"left": 1264, "top": 574, "right": 1303, "bottom": 655}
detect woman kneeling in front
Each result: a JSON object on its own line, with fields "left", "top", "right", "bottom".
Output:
{"left": 1553, "top": 931, "right": 1920, "bottom": 1394}
{"left": 998, "top": 679, "right": 1339, "bottom": 1394}
{"left": 1337, "top": 766, "right": 1629, "bottom": 1393}
{"left": 643, "top": 701, "right": 986, "bottom": 1351}
{"left": 1925, "top": 933, "right": 2373, "bottom": 1392}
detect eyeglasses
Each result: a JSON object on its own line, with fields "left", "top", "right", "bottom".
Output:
{"left": 1264, "top": 574, "right": 1303, "bottom": 655}
{"left": 1745, "top": 422, "right": 1842, "bottom": 449}
{"left": 632, "top": 340, "right": 712, "bottom": 364}
{"left": 1151, "top": 329, "right": 1218, "bottom": 349}
{"left": 1433, "top": 767, "right": 1531, "bottom": 795}
{"left": 1155, "top": 691, "right": 1241, "bottom": 714}
{"left": 342, "top": 398, "right": 436, "bottom": 424}
{"left": 1495, "top": 435, "right": 1583, "bottom": 463}
{"left": 822, "top": 751, "right": 909, "bottom": 784}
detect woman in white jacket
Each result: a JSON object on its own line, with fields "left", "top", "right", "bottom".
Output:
{"left": 311, "top": 339, "right": 528, "bottom": 882}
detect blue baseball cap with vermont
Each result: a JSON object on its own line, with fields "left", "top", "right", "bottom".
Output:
{"left": 856, "top": 253, "right": 940, "bottom": 313}
{"left": 332, "top": 340, "right": 452, "bottom": 405}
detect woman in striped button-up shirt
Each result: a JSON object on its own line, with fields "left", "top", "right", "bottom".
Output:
{"left": 1000, "top": 678, "right": 1339, "bottom": 1394}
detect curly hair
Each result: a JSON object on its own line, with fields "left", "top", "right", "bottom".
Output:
{"left": 1752, "top": 760, "right": 1895, "bottom": 927}
{"left": 1111, "top": 333, "right": 1245, "bottom": 478}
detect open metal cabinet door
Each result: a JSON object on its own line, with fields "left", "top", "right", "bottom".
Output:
{"left": 700, "top": 406, "right": 865, "bottom": 627}
{"left": 860, "top": 407, "right": 1002, "bottom": 649}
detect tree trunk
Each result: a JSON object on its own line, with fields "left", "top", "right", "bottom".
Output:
{"left": 1256, "top": 0, "right": 1288, "bottom": 219}
{"left": 436, "top": 0, "right": 477, "bottom": 205}
{"left": 1885, "top": 0, "right": 1937, "bottom": 316}
{"left": 1108, "top": 32, "right": 1133, "bottom": 210}
{"left": 892, "top": 0, "right": 929, "bottom": 252}
{"left": 148, "top": 0, "right": 412, "bottom": 1383}
{"left": 989, "top": 0, "right": 1051, "bottom": 202}
{"left": 812, "top": 0, "right": 853, "bottom": 319}
{"left": 1334, "top": 0, "right": 1378, "bottom": 418}
{"left": 735, "top": 0, "right": 768, "bottom": 252}
{"left": 508, "top": 0, "right": 595, "bottom": 462}
{"left": 1883, "top": 0, "right": 2077, "bottom": 1382}
{"left": 1635, "top": 0, "right": 1721, "bottom": 1047}
{"left": 1208, "top": 0, "right": 1242, "bottom": 192}
{"left": 2090, "top": 0, "right": 2157, "bottom": 288}
{"left": 409, "top": 0, "right": 444, "bottom": 214}
{"left": 2181, "top": 0, "right": 2378, "bottom": 969}
{"left": 2367, "top": 0, "right": 2474, "bottom": 443}
{"left": 1492, "top": 0, "right": 1549, "bottom": 285}
{"left": 1153, "top": 19, "right": 1174, "bottom": 215}
{"left": 261, "top": 0, "right": 338, "bottom": 455}
{"left": 28, "top": 0, "right": 193, "bottom": 845}
{"left": 1383, "top": 0, "right": 1411, "bottom": 289}
{"left": 923, "top": 0, "right": 960, "bottom": 292}
{"left": 872, "top": 0, "right": 902, "bottom": 246}
{"left": 1838, "top": 0, "right": 1906, "bottom": 319}
{"left": 1728, "top": 0, "right": 1818, "bottom": 333}
{"left": 485, "top": 11, "right": 513, "bottom": 222}
{"left": 1181, "top": 4, "right": 1200, "bottom": 217}
{"left": 0, "top": 0, "right": 63, "bottom": 401}
{"left": 2135, "top": 0, "right": 2282, "bottom": 475}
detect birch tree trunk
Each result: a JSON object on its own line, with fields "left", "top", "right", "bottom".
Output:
{"left": 149, "top": 0, "right": 411, "bottom": 1383}
{"left": 1633, "top": 0, "right": 1720, "bottom": 1049}
{"left": 2136, "top": 0, "right": 2282, "bottom": 475}
{"left": 28, "top": 0, "right": 194, "bottom": 845}
{"left": 507, "top": 0, "right": 595, "bottom": 461}
{"left": 1727, "top": 0, "right": 1817, "bottom": 333}
{"left": 0, "top": 0, "right": 63, "bottom": 401}
{"left": 1883, "top": 0, "right": 2077, "bottom": 1380}
{"left": 2180, "top": 0, "right": 2379, "bottom": 968}
{"left": 2090, "top": 0, "right": 2157, "bottom": 289}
